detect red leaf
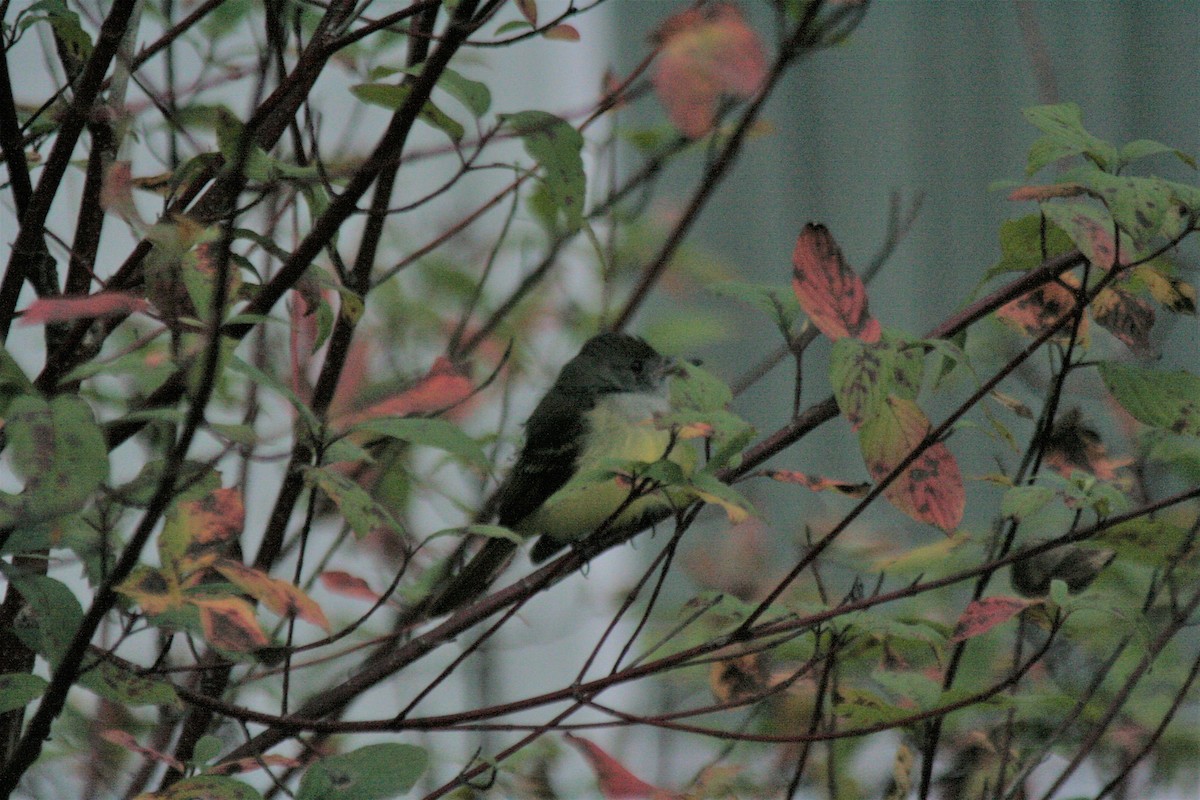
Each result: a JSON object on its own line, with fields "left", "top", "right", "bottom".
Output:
{"left": 514, "top": 0, "right": 537, "bottom": 26}
{"left": 950, "top": 596, "right": 1038, "bottom": 643}
{"left": 100, "top": 160, "right": 146, "bottom": 228}
{"left": 319, "top": 570, "right": 382, "bottom": 603}
{"left": 99, "top": 730, "right": 184, "bottom": 773}
{"left": 336, "top": 357, "right": 473, "bottom": 425}
{"left": 213, "top": 558, "right": 331, "bottom": 631}
{"left": 766, "top": 470, "right": 871, "bottom": 498}
{"left": 22, "top": 292, "right": 149, "bottom": 325}
{"left": 791, "top": 223, "right": 882, "bottom": 343}
{"left": 543, "top": 24, "right": 580, "bottom": 41}
{"left": 565, "top": 734, "right": 679, "bottom": 799}
{"left": 652, "top": 3, "right": 767, "bottom": 138}
{"left": 859, "top": 397, "right": 964, "bottom": 533}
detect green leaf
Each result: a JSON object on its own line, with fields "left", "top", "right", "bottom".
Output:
{"left": 4, "top": 572, "right": 82, "bottom": 663}
{"left": 670, "top": 361, "right": 732, "bottom": 412}
{"left": 1022, "top": 103, "right": 1118, "bottom": 175}
{"left": 349, "top": 83, "right": 464, "bottom": 142}
{"left": 1001, "top": 485, "right": 1055, "bottom": 520}
{"left": 1067, "top": 169, "right": 1175, "bottom": 246}
{"left": 1145, "top": 431, "right": 1200, "bottom": 482}
{"left": 156, "top": 775, "right": 263, "bottom": 800}
{"left": 79, "top": 661, "right": 182, "bottom": 709}
{"left": 829, "top": 331, "right": 924, "bottom": 430}
{"left": 229, "top": 356, "right": 321, "bottom": 433}
{"left": 349, "top": 417, "right": 489, "bottom": 469}
{"left": 304, "top": 467, "right": 405, "bottom": 540}
{"left": 1118, "top": 138, "right": 1197, "bottom": 170}
{"left": 1098, "top": 361, "right": 1200, "bottom": 437}
{"left": 298, "top": 743, "right": 428, "bottom": 800}
{"left": 494, "top": 19, "right": 533, "bottom": 35}
{"left": 708, "top": 281, "right": 802, "bottom": 334}
{"left": 0, "top": 674, "right": 48, "bottom": 714}
{"left": 390, "top": 65, "right": 491, "bottom": 117}
{"left": 191, "top": 734, "right": 224, "bottom": 767}
{"left": 1040, "top": 197, "right": 1136, "bottom": 268}
{"left": 0, "top": 347, "right": 33, "bottom": 416}
{"left": 502, "top": 110, "right": 585, "bottom": 233}
{"left": 984, "top": 214, "right": 1074, "bottom": 281}
{"left": 0, "top": 395, "right": 108, "bottom": 528}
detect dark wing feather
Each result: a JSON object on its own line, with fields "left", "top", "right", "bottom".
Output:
{"left": 494, "top": 389, "right": 587, "bottom": 527}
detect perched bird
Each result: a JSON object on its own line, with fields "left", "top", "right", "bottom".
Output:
{"left": 426, "top": 332, "right": 694, "bottom": 614}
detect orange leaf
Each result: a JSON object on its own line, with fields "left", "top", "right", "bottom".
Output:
{"left": 192, "top": 596, "right": 270, "bottom": 652}
{"left": 950, "top": 596, "right": 1038, "bottom": 643}
{"left": 766, "top": 470, "right": 871, "bottom": 498}
{"left": 336, "top": 357, "right": 473, "bottom": 426}
{"left": 859, "top": 397, "right": 964, "bottom": 533}
{"left": 1091, "top": 286, "right": 1154, "bottom": 355}
{"left": 565, "top": 733, "right": 680, "bottom": 799}
{"left": 652, "top": 3, "right": 767, "bottom": 138}
{"left": 319, "top": 570, "right": 383, "bottom": 603}
{"left": 22, "top": 292, "right": 149, "bottom": 325}
{"left": 1007, "top": 182, "right": 1087, "bottom": 202}
{"left": 544, "top": 24, "right": 580, "bottom": 41}
{"left": 213, "top": 558, "right": 331, "bottom": 631}
{"left": 791, "top": 223, "right": 881, "bottom": 343}
{"left": 514, "top": 0, "right": 537, "bottom": 25}
{"left": 185, "top": 488, "right": 245, "bottom": 551}
{"left": 209, "top": 753, "right": 304, "bottom": 775}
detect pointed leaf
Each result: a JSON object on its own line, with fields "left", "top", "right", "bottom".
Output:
{"left": 212, "top": 558, "right": 331, "bottom": 631}
{"left": 765, "top": 470, "right": 870, "bottom": 497}
{"left": 192, "top": 596, "right": 270, "bottom": 652}
{"left": 319, "top": 570, "right": 382, "bottom": 603}
{"left": 502, "top": 110, "right": 585, "bottom": 233}
{"left": 859, "top": 397, "right": 964, "bottom": 532}
{"left": 297, "top": 743, "right": 428, "bottom": 800}
{"left": 791, "top": 223, "right": 881, "bottom": 342}
{"left": 1098, "top": 362, "right": 1200, "bottom": 437}
{"left": 565, "top": 733, "right": 680, "bottom": 799}
{"left": 829, "top": 333, "right": 923, "bottom": 429}
{"left": 305, "top": 467, "right": 405, "bottom": 539}
{"left": 950, "top": 596, "right": 1039, "bottom": 643}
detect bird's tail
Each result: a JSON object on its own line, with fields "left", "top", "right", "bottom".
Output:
{"left": 422, "top": 536, "right": 519, "bottom": 617}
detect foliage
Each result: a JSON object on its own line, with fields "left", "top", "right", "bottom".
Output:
{"left": 0, "top": 2, "right": 1198, "bottom": 800}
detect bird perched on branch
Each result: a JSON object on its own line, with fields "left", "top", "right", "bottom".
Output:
{"left": 425, "top": 331, "right": 695, "bottom": 615}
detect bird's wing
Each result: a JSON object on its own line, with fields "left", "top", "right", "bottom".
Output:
{"left": 494, "top": 391, "right": 586, "bottom": 527}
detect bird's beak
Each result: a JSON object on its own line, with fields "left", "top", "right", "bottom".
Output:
{"left": 661, "top": 356, "right": 687, "bottom": 379}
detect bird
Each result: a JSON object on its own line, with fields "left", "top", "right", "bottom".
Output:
{"left": 424, "top": 331, "right": 695, "bottom": 615}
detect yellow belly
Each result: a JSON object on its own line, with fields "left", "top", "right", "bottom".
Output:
{"left": 515, "top": 399, "right": 696, "bottom": 542}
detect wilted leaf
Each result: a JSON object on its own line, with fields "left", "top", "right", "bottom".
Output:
{"left": 1134, "top": 266, "right": 1196, "bottom": 314}
{"left": 212, "top": 558, "right": 331, "bottom": 631}
{"left": 1092, "top": 286, "right": 1154, "bottom": 354}
{"left": 1008, "top": 182, "right": 1088, "bottom": 202}
{"left": 652, "top": 3, "right": 767, "bottom": 138}
{"left": 996, "top": 277, "right": 1080, "bottom": 339}
{"left": 100, "top": 160, "right": 146, "bottom": 229}
{"left": 117, "top": 565, "right": 184, "bottom": 616}
{"left": 1041, "top": 408, "right": 1132, "bottom": 482}
{"left": 709, "top": 651, "right": 769, "bottom": 704}
{"left": 565, "top": 733, "right": 680, "bottom": 799}
{"left": 792, "top": 223, "right": 881, "bottom": 343}
{"left": 765, "top": 470, "right": 870, "bottom": 497}
{"left": 158, "top": 488, "right": 245, "bottom": 567}
{"left": 859, "top": 396, "right": 964, "bottom": 532}
{"left": 950, "top": 596, "right": 1038, "bottom": 643}
{"left": 192, "top": 596, "right": 270, "bottom": 652}
{"left": 1040, "top": 198, "right": 1131, "bottom": 269}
